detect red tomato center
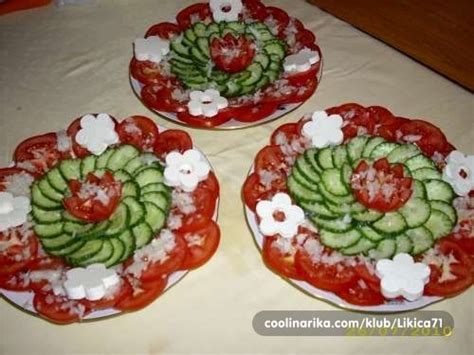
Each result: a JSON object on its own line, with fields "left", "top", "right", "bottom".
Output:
{"left": 273, "top": 210, "right": 286, "bottom": 222}
{"left": 210, "top": 33, "right": 256, "bottom": 73}
{"left": 351, "top": 158, "right": 413, "bottom": 212}
{"left": 63, "top": 171, "right": 122, "bottom": 223}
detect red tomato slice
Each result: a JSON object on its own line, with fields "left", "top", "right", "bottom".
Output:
{"left": 179, "top": 219, "right": 220, "bottom": 270}
{"left": 67, "top": 115, "right": 118, "bottom": 158}
{"left": 233, "top": 102, "right": 278, "bottom": 123}
{"left": 284, "top": 61, "right": 320, "bottom": 87}
{"left": 242, "top": 0, "right": 266, "bottom": 21}
{"left": 178, "top": 187, "right": 216, "bottom": 233}
{"left": 262, "top": 236, "right": 303, "bottom": 280}
{"left": 270, "top": 123, "right": 299, "bottom": 145}
{"left": 176, "top": 3, "right": 211, "bottom": 30}
{"left": 210, "top": 33, "right": 256, "bottom": 73}
{"left": 14, "top": 133, "right": 67, "bottom": 175}
{"left": 254, "top": 145, "right": 287, "bottom": 174}
{"left": 153, "top": 129, "right": 193, "bottom": 158}
{"left": 424, "top": 239, "right": 473, "bottom": 297}
{"left": 115, "top": 276, "right": 168, "bottom": 312}
{"left": 242, "top": 172, "right": 278, "bottom": 211}
{"left": 117, "top": 115, "right": 159, "bottom": 151}
{"left": 138, "top": 234, "right": 187, "bottom": 282}
{"left": 198, "top": 171, "right": 220, "bottom": 198}
{"left": 264, "top": 6, "right": 290, "bottom": 37}
{"left": 295, "top": 29, "right": 317, "bottom": 47}
{"left": 336, "top": 279, "right": 385, "bottom": 306}
{"left": 33, "top": 293, "right": 90, "bottom": 324}
{"left": 141, "top": 84, "right": 187, "bottom": 113}
{"left": 283, "top": 78, "right": 317, "bottom": 104}
{"left": 177, "top": 108, "right": 234, "bottom": 128}
{"left": 0, "top": 231, "right": 38, "bottom": 277}
{"left": 130, "top": 58, "right": 176, "bottom": 86}
{"left": 145, "top": 22, "right": 181, "bottom": 39}
{"left": 295, "top": 247, "right": 357, "bottom": 292}
{"left": 398, "top": 119, "right": 451, "bottom": 157}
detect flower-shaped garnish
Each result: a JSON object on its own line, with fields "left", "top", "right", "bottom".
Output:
{"left": 134, "top": 36, "right": 170, "bottom": 64}
{"left": 210, "top": 0, "right": 243, "bottom": 22}
{"left": 376, "top": 253, "right": 431, "bottom": 301}
{"left": 188, "top": 89, "right": 229, "bottom": 117}
{"left": 0, "top": 192, "right": 30, "bottom": 232}
{"left": 256, "top": 193, "right": 305, "bottom": 238}
{"left": 442, "top": 150, "right": 474, "bottom": 196}
{"left": 63, "top": 264, "right": 120, "bottom": 301}
{"left": 302, "top": 111, "right": 344, "bottom": 148}
{"left": 283, "top": 48, "right": 320, "bottom": 73}
{"left": 75, "top": 113, "right": 119, "bottom": 155}
{"left": 164, "top": 149, "right": 210, "bottom": 192}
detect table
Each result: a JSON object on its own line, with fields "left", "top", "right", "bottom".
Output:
{"left": 0, "top": 1, "right": 472, "bottom": 354}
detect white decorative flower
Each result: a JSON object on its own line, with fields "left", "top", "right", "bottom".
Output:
{"left": 134, "top": 36, "right": 170, "bottom": 64}
{"left": 256, "top": 193, "right": 305, "bottom": 238}
{"left": 63, "top": 263, "right": 120, "bottom": 301}
{"left": 283, "top": 48, "right": 320, "bottom": 73}
{"left": 302, "top": 110, "right": 344, "bottom": 148}
{"left": 164, "top": 149, "right": 210, "bottom": 192}
{"left": 210, "top": 0, "right": 243, "bottom": 22}
{"left": 187, "top": 89, "right": 228, "bottom": 117}
{"left": 0, "top": 192, "right": 31, "bottom": 232}
{"left": 376, "top": 253, "right": 431, "bottom": 302}
{"left": 442, "top": 150, "right": 474, "bottom": 196}
{"left": 75, "top": 113, "right": 119, "bottom": 156}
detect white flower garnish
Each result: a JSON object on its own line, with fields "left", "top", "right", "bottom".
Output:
{"left": 376, "top": 253, "right": 431, "bottom": 302}
{"left": 302, "top": 111, "right": 344, "bottom": 148}
{"left": 63, "top": 264, "right": 120, "bottom": 301}
{"left": 256, "top": 193, "right": 305, "bottom": 238}
{"left": 0, "top": 192, "right": 31, "bottom": 232}
{"left": 442, "top": 150, "right": 474, "bottom": 196}
{"left": 164, "top": 149, "right": 210, "bottom": 192}
{"left": 75, "top": 113, "right": 119, "bottom": 156}
{"left": 134, "top": 36, "right": 170, "bottom": 64}
{"left": 283, "top": 48, "right": 320, "bottom": 73}
{"left": 210, "top": 0, "right": 243, "bottom": 22}
{"left": 187, "top": 89, "right": 228, "bottom": 117}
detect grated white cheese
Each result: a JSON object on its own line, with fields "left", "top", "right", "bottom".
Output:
{"left": 258, "top": 169, "right": 279, "bottom": 190}
{"left": 402, "top": 134, "right": 422, "bottom": 143}
{"left": 171, "top": 190, "right": 196, "bottom": 215}
{"left": 56, "top": 130, "right": 72, "bottom": 153}
{"left": 422, "top": 247, "right": 458, "bottom": 283}
{"left": 3, "top": 172, "right": 35, "bottom": 197}
{"left": 185, "top": 233, "right": 204, "bottom": 247}
{"left": 166, "top": 213, "right": 183, "bottom": 230}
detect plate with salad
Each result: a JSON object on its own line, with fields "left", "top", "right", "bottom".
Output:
{"left": 130, "top": 0, "right": 322, "bottom": 129}
{"left": 0, "top": 114, "right": 221, "bottom": 323}
{"left": 243, "top": 103, "right": 473, "bottom": 312}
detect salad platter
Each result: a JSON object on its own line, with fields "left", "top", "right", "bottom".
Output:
{"left": 130, "top": 0, "right": 322, "bottom": 129}
{"left": 0, "top": 114, "right": 221, "bottom": 323}
{"left": 243, "top": 103, "right": 473, "bottom": 312}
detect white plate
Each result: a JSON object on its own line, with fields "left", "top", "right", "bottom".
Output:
{"left": 130, "top": 56, "right": 323, "bottom": 130}
{"left": 244, "top": 172, "right": 443, "bottom": 313}
{"left": 0, "top": 123, "right": 220, "bottom": 321}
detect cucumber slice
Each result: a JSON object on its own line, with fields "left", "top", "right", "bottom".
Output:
{"left": 341, "top": 163, "right": 352, "bottom": 189}
{"left": 399, "top": 197, "right": 431, "bottom": 228}
{"left": 304, "top": 149, "right": 323, "bottom": 174}
{"left": 49, "top": 240, "right": 85, "bottom": 256}
{"left": 395, "top": 234, "right": 413, "bottom": 254}
{"left": 325, "top": 201, "right": 353, "bottom": 214}
{"left": 425, "top": 210, "right": 454, "bottom": 240}
{"left": 411, "top": 167, "right": 442, "bottom": 181}
{"left": 184, "top": 28, "right": 197, "bottom": 43}
{"left": 362, "top": 137, "right": 385, "bottom": 158}
{"left": 144, "top": 202, "right": 166, "bottom": 232}
{"left": 62, "top": 211, "right": 87, "bottom": 224}
{"left": 412, "top": 180, "right": 427, "bottom": 199}
{"left": 387, "top": 144, "right": 420, "bottom": 163}
{"left": 424, "top": 179, "right": 455, "bottom": 203}
{"left": 78, "top": 240, "right": 114, "bottom": 266}
{"left": 122, "top": 181, "right": 140, "bottom": 198}
{"left": 38, "top": 178, "right": 64, "bottom": 202}
{"left": 66, "top": 240, "right": 104, "bottom": 265}
{"left": 114, "top": 169, "right": 133, "bottom": 183}
{"left": 191, "top": 46, "right": 208, "bottom": 64}
{"left": 41, "top": 233, "right": 77, "bottom": 251}
{"left": 107, "top": 145, "right": 140, "bottom": 171}
{"left": 263, "top": 40, "right": 286, "bottom": 60}
{"left": 300, "top": 201, "right": 337, "bottom": 220}
{"left": 106, "top": 238, "right": 125, "bottom": 267}
{"left": 80, "top": 155, "right": 97, "bottom": 178}
{"left": 372, "top": 212, "right": 407, "bottom": 235}
{"left": 133, "top": 222, "right": 154, "bottom": 249}
{"left": 117, "top": 230, "right": 136, "bottom": 262}
{"left": 63, "top": 221, "right": 94, "bottom": 235}
{"left": 321, "top": 168, "right": 349, "bottom": 196}
{"left": 254, "top": 75, "right": 270, "bottom": 91}
{"left": 317, "top": 147, "right": 334, "bottom": 169}
{"left": 47, "top": 168, "right": 68, "bottom": 193}
{"left": 347, "top": 136, "right": 369, "bottom": 163}
{"left": 352, "top": 209, "right": 383, "bottom": 223}
{"left": 78, "top": 220, "right": 110, "bottom": 240}
{"left": 122, "top": 197, "right": 146, "bottom": 227}
{"left": 205, "top": 23, "right": 220, "bottom": 36}
{"left": 406, "top": 227, "right": 433, "bottom": 255}
{"left": 135, "top": 168, "right": 164, "bottom": 187}
{"left": 370, "top": 142, "right": 400, "bottom": 160}
{"left": 311, "top": 216, "right": 353, "bottom": 233}
{"left": 170, "top": 38, "right": 190, "bottom": 58}
{"left": 295, "top": 155, "right": 320, "bottom": 184}
{"left": 369, "top": 239, "right": 396, "bottom": 259}
{"left": 31, "top": 206, "right": 62, "bottom": 224}
{"left": 254, "top": 53, "right": 270, "bottom": 69}
{"left": 196, "top": 37, "right": 210, "bottom": 58}
{"left": 319, "top": 183, "right": 355, "bottom": 204}
{"left": 104, "top": 203, "right": 130, "bottom": 237}
{"left": 341, "top": 237, "right": 375, "bottom": 255}
{"left": 332, "top": 145, "right": 349, "bottom": 168}
{"left": 430, "top": 200, "right": 457, "bottom": 224}
{"left": 124, "top": 156, "right": 145, "bottom": 175}
{"left": 34, "top": 222, "right": 63, "bottom": 238}
{"left": 226, "top": 21, "right": 246, "bottom": 33}
{"left": 59, "top": 159, "right": 81, "bottom": 180}
{"left": 405, "top": 154, "right": 435, "bottom": 172}
{"left": 292, "top": 167, "right": 319, "bottom": 192}
{"left": 193, "top": 22, "right": 207, "bottom": 37}
{"left": 359, "top": 225, "right": 385, "bottom": 242}
{"left": 141, "top": 183, "right": 170, "bottom": 195}
{"left": 31, "top": 184, "right": 62, "bottom": 210}
{"left": 287, "top": 175, "right": 324, "bottom": 203}
{"left": 320, "top": 229, "right": 361, "bottom": 249}
{"left": 95, "top": 149, "right": 115, "bottom": 169}
{"left": 223, "top": 80, "right": 242, "bottom": 97}
{"left": 240, "top": 63, "right": 263, "bottom": 86}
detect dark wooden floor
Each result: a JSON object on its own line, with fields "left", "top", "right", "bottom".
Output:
{"left": 308, "top": 0, "right": 474, "bottom": 91}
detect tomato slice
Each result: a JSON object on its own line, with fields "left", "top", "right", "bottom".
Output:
{"left": 117, "top": 115, "right": 159, "bottom": 151}
{"left": 270, "top": 123, "right": 299, "bottom": 145}
{"left": 254, "top": 145, "right": 287, "bottom": 174}
{"left": 177, "top": 187, "right": 216, "bottom": 233}
{"left": 210, "top": 33, "right": 256, "bottom": 73}
{"left": 130, "top": 58, "right": 176, "bottom": 86}
{"left": 242, "top": 172, "right": 277, "bottom": 211}
{"left": 198, "top": 171, "right": 220, "bottom": 198}
{"left": 242, "top": 0, "right": 266, "bottom": 21}
{"left": 177, "top": 108, "right": 234, "bottom": 128}
{"left": 115, "top": 276, "right": 168, "bottom": 312}
{"left": 283, "top": 78, "right": 317, "bottom": 104}
{"left": 85, "top": 278, "right": 133, "bottom": 311}
{"left": 145, "top": 22, "right": 181, "bottom": 39}
{"left": 141, "top": 84, "right": 187, "bottom": 113}
{"left": 398, "top": 119, "right": 452, "bottom": 157}
{"left": 176, "top": 3, "right": 211, "bottom": 30}
{"left": 336, "top": 279, "right": 385, "bottom": 306}
{"left": 424, "top": 239, "right": 473, "bottom": 297}
{"left": 233, "top": 102, "right": 278, "bottom": 123}
{"left": 33, "top": 292, "right": 90, "bottom": 324}
{"left": 153, "top": 129, "right": 193, "bottom": 158}
{"left": 0, "top": 231, "right": 38, "bottom": 277}
{"left": 262, "top": 236, "right": 303, "bottom": 280}
{"left": 284, "top": 61, "right": 320, "bottom": 87}
{"left": 295, "top": 246, "right": 357, "bottom": 292}
{"left": 14, "top": 132, "right": 67, "bottom": 174}
{"left": 179, "top": 219, "right": 220, "bottom": 270}
{"left": 264, "top": 6, "right": 290, "bottom": 37}
{"left": 138, "top": 234, "right": 187, "bottom": 282}
{"left": 295, "top": 29, "right": 317, "bottom": 48}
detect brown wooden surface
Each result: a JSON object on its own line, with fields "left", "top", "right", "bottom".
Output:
{"left": 308, "top": 0, "right": 474, "bottom": 91}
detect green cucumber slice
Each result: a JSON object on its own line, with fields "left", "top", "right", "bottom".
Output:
{"left": 122, "top": 197, "right": 146, "bottom": 227}
{"left": 405, "top": 154, "right": 435, "bottom": 172}
{"left": 59, "top": 159, "right": 82, "bottom": 180}
{"left": 317, "top": 147, "right": 334, "bottom": 169}
{"left": 311, "top": 216, "right": 354, "bottom": 233}
{"left": 295, "top": 155, "right": 320, "bottom": 184}
{"left": 372, "top": 212, "right": 407, "bottom": 235}
{"left": 34, "top": 222, "right": 63, "bottom": 238}
{"left": 133, "top": 222, "right": 154, "bottom": 249}
{"left": 333, "top": 145, "right": 349, "bottom": 168}
{"left": 395, "top": 234, "right": 413, "bottom": 254}
{"left": 369, "top": 239, "right": 396, "bottom": 259}
{"left": 103, "top": 203, "right": 130, "bottom": 237}
{"left": 31, "top": 184, "right": 62, "bottom": 210}
{"left": 135, "top": 168, "right": 164, "bottom": 187}
{"left": 287, "top": 175, "right": 324, "bottom": 203}
{"left": 387, "top": 144, "right": 420, "bottom": 163}
{"left": 347, "top": 136, "right": 369, "bottom": 163}
{"left": 78, "top": 240, "right": 114, "bottom": 266}
{"left": 38, "top": 178, "right": 64, "bottom": 202}
{"left": 370, "top": 142, "right": 400, "bottom": 160}
{"left": 430, "top": 200, "right": 457, "bottom": 224}
{"left": 240, "top": 63, "right": 263, "bottom": 86}
{"left": 320, "top": 229, "right": 361, "bottom": 249}
{"left": 95, "top": 149, "right": 115, "bottom": 169}
{"left": 106, "top": 238, "right": 125, "bottom": 266}
{"left": 31, "top": 206, "right": 62, "bottom": 224}
{"left": 424, "top": 210, "right": 454, "bottom": 239}
{"left": 411, "top": 167, "right": 442, "bottom": 181}
{"left": 117, "top": 230, "right": 136, "bottom": 263}
{"left": 40, "top": 233, "right": 77, "bottom": 251}
{"left": 399, "top": 197, "right": 431, "bottom": 228}
{"left": 66, "top": 240, "right": 104, "bottom": 265}
{"left": 143, "top": 202, "right": 166, "bottom": 232}
{"left": 47, "top": 168, "right": 68, "bottom": 193}
{"left": 406, "top": 226, "right": 433, "bottom": 255}
{"left": 359, "top": 225, "right": 385, "bottom": 242}
{"left": 107, "top": 145, "right": 140, "bottom": 171}
{"left": 141, "top": 183, "right": 170, "bottom": 195}
{"left": 341, "top": 237, "right": 375, "bottom": 255}
{"left": 352, "top": 209, "right": 383, "bottom": 223}
{"left": 424, "top": 179, "right": 455, "bottom": 203}
{"left": 321, "top": 168, "right": 349, "bottom": 196}
{"left": 301, "top": 201, "right": 337, "bottom": 219}
{"left": 80, "top": 155, "right": 97, "bottom": 178}
{"left": 362, "top": 137, "right": 385, "bottom": 158}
